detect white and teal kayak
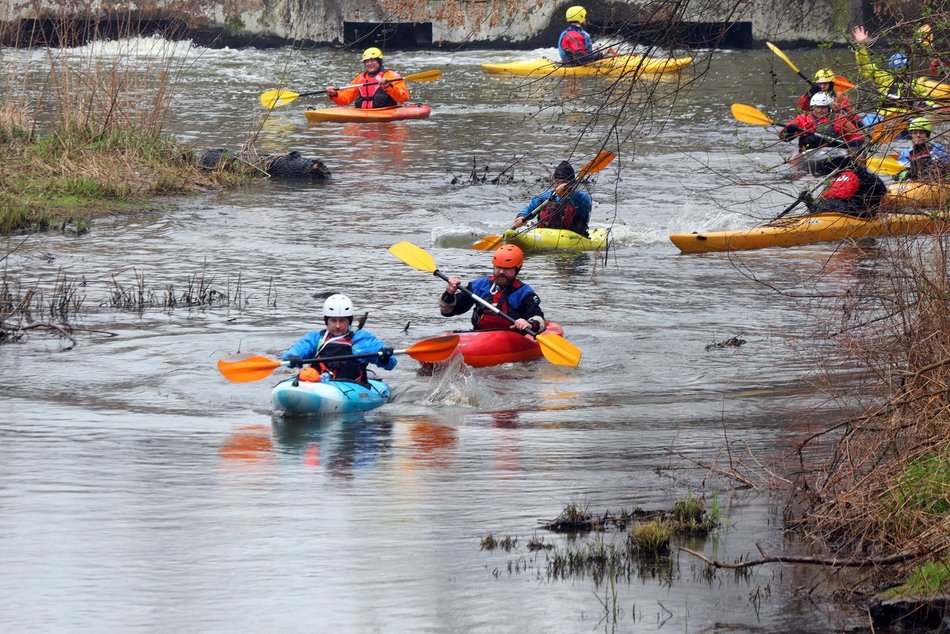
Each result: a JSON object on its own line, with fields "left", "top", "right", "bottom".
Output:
{"left": 271, "top": 377, "right": 391, "bottom": 416}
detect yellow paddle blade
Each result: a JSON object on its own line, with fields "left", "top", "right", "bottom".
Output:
{"left": 404, "top": 335, "right": 460, "bottom": 362}
{"left": 536, "top": 333, "right": 582, "bottom": 367}
{"left": 867, "top": 156, "right": 905, "bottom": 176}
{"left": 259, "top": 89, "right": 301, "bottom": 109}
{"left": 388, "top": 241, "right": 437, "bottom": 273}
{"left": 403, "top": 69, "right": 443, "bottom": 82}
{"left": 218, "top": 353, "right": 282, "bottom": 383}
{"left": 766, "top": 41, "right": 800, "bottom": 74}
{"left": 470, "top": 234, "right": 504, "bottom": 251}
{"left": 731, "top": 103, "right": 774, "bottom": 126}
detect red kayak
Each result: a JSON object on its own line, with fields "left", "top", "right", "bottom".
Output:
{"left": 452, "top": 322, "right": 564, "bottom": 367}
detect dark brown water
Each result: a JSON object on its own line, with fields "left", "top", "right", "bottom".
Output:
{"left": 0, "top": 40, "right": 888, "bottom": 631}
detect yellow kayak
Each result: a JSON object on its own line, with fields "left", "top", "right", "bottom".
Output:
{"left": 670, "top": 212, "right": 950, "bottom": 254}
{"left": 503, "top": 227, "right": 609, "bottom": 252}
{"left": 481, "top": 54, "right": 693, "bottom": 77}
{"left": 883, "top": 181, "right": 950, "bottom": 209}
{"left": 916, "top": 77, "right": 950, "bottom": 101}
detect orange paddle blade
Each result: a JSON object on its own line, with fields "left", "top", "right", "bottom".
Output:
{"left": 218, "top": 353, "right": 283, "bottom": 383}
{"left": 404, "top": 335, "right": 460, "bottom": 362}
{"left": 470, "top": 234, "right": 505, "bottom": 251}
{"left": 835, "top": 76, "right": 855, "bottom": 92}
{"left": 578, "top": 150, "right": 616, "bottom": 177}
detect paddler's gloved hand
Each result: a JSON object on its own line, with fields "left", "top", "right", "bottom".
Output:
{"left": 378, "top": 348, "right": 394, "bottom": 364}
{"left": 286, "top": 355, "right": 303, "bottom": 368}
{"left": 780, "top": 124, "right": 801, "bottom": 139}
{"left": 896, "top": 170, "right": 909, "bottom": 182}
{"left": 800, "top": 190, "right": 817, "bottom": 212}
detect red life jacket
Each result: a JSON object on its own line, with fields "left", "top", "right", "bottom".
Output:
{"left": 315, "top": 331, "right": 365, "bottom": 382}
{"left": 475, "top": 278, "right": 523, "bottom": 330}
{"left": 821, "top": 171, "right": 860, "bottom": 200}
{"left": 538, "top": 199, "right": 577, "bottom": 230}
{"left": 356, "top": 71, "right": 398, "bottom": 109}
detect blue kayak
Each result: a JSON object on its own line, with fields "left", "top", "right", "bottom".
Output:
{"left": 271, "top": 377, "right": 391, "bottom": 416}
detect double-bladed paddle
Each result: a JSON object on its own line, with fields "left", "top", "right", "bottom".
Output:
{"left": 259, "top": 69, "right": 443, "bottom": 109}
{"left": 765, "top": 42, "right": 855, "bottom": 93}
{"left": 387, "top": 241, "right": 582, "bottom": 367}
{"left": 731, "top": 103, "right": 904, "bottom": 176}
{"left": 470, "top": 150, "right": 616, "bottom": 251}
{"left": 217, "top": 334, "right": 460, "bottom": 383}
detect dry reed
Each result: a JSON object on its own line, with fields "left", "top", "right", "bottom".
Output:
{"left": 795, "top": 235, "right": 950, "bottom": 584}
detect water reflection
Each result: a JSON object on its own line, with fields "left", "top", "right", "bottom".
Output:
{"left": 272, "top": 415, "right": 395, "bottom": 477}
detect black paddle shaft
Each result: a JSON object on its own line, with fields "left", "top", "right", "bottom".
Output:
{"left": 435, "top": 269, "right": 542, "bottom": 336}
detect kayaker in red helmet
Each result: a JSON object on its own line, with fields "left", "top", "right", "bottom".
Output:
{"left": 326, "top": 47, "right": 410, "bottom": 109}
{"left": 513, "top": 160, "right": 592, "bottom": 238}
{"left": 282, "top": 293, "right": 397, "bottom": 382}
{"left": 439, "top": 245, "right": 546, "bottom": 334}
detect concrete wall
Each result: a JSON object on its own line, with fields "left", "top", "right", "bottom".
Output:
{"left": 0, "top": 0, "right": 875, "bottom": 48}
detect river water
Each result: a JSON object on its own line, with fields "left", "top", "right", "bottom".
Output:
{"left": 0, "top": 41, "right": 887, "bottom": 631}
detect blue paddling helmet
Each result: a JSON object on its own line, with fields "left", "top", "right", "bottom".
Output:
{"left": 887, "top": 53, "right": 909, "bottom": 69}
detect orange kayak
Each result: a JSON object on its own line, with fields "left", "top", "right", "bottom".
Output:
{"left": 670, "top": 212, "right": 950, "bottom": 254}
{"left": 304, "top": 104, "right": 431, "bottom": 123}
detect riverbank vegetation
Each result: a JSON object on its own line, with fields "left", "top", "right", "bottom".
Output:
{"left": 0, "top": 15, "right": 254, "bottom": 235}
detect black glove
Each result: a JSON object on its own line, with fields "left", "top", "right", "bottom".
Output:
{"left": 800, "top": 191, "right": 817, "bottom": 212}
{"left": 782, "top": 124, "right": 801, "bottom": 137}
{"left": 378, "top": 347, "right": 394, "bottom": 364}
{"left": 286, "top": 355, "right": 303, "bottom": 368}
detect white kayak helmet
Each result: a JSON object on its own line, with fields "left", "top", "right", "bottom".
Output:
{"left": 810, "top": 92, "right": 834, "bottom": 108}
{"left": 323, "top": 293, "right": 354, "bottom": 323}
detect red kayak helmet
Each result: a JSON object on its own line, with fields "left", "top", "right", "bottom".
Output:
{"left": 493, "top": 244, "right": 524, "bottom": 268}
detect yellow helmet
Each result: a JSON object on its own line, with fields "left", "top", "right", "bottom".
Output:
{"left": 908, "top": 117, "right": 933, "bottom": 133}
{"left": 814, "top": 68, "right": 835, "bottom": 84}
{"left": 362, "top": 47, "right": 383, "bottom": 62}
{"left": 917, "top": 24, "right": 934, "bottom": 46}
{"left": 566, "top": 6, "right": 587, "bottom": 23}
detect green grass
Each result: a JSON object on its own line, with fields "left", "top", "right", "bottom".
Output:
{"left": 0, "top": 124, "right": 248, "bottom": 234}
{"left": 896, "top": 452, "right": 950, "bottom": 515}
{"left": 628, "top": 520, "right": 671, "bottom": 556}
{"left": 881, "top": 559, "right": 950, "bottom": 598}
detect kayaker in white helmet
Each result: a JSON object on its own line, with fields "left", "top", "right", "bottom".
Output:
{"left": 558, "top": 6, "right": 616, "bottom": 66}
{"left": 512, "top": 160, "right": 592, "bottom": 238}
{"left": 778, "top": 92, "right": 865, "bottom": 152}
{"left": 326, "top": 47, "right": 409, "bottom": 109}
{"left": 440, "top": 245, "right": 546, "bottom": 334}
{"left": 282, "top": 293, "right": 397, "bottom": 382}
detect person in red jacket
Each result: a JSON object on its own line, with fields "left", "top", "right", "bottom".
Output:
{"left": 796, "top": 68, "right": 855, "bottom": 118}
{"left": 779, "top": 92, "right": 865, "bottom": 152}
{"left": 326, "top": 47, "right": 410, "bottom": 109}
{"left": 804, "top": 155, "right": 888, "bottom": 218}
